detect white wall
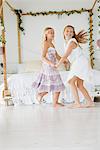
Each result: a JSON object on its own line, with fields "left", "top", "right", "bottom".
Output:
{"left": 0, "top": 1, "right": 99, "bottom": 73}
{"left": 21, "top": 12, "right": 90, "bottom": 62}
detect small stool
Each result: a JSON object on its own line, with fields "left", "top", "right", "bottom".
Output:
{"left": 94, "top": 91, "right": 100, "bottom": 102}
{"left": 94, "top": 96, "right": 100, "bottom": 102}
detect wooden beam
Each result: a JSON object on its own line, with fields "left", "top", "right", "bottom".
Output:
{"left": 1, "top": 0, "right": 8, "bottom": 90}
{"left": 5, "top": 1, "right": 21, "bottom": 63}
{"left": 17, "top": 15, "right": 21, "bottom": 64}
{"left": 0, "top": 0, "right": 11, "bottom": 97}
{"left": 5, "top": 0, "right": 14, "bottom": 12}
{"left": 92, "top": 0, "right": 98, "bottom": 10}
{"left": 0, "top": 0, "right": 4, "bottom": 16}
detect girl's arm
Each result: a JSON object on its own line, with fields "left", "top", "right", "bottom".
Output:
{"left": 55, "top": 51, "right": 61, "bottom": 60}
{"left": 56, "top": 41, "right": 77, "bottom": 68}
{"left": 56, "top": 51, "right": 69, "bottom": 63}
{"left": 42, "top": 42, "right": 54, "bottom": 66}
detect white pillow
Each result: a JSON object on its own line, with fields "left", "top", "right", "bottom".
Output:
{"left": 25, "top": 61, "right": 42, "bottom": 72}
{"left": 17, "top": 63, "right": 26, "bottom": 73}
{"left": 18, "top": 61, "right": 42, "bottom": 73}
{"left": 6, "top": 64, "right": 17, "bottom": 74}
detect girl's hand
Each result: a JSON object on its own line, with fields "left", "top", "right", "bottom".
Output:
{"left": 50, "top": 63, "right": 55, "bottom": 68}
{"left": 54, "top": 64, "right": 59, "bottom": 68}
{"left": 63, "top": 59, "right": 69, "bottom": 64}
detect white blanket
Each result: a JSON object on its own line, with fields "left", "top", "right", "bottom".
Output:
{"left": 0, "top": 70, "right": 100, "bottom": 105}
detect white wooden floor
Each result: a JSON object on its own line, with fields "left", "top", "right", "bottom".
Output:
{"left": 0, "top": 103, "right": 100, "bottom": 150}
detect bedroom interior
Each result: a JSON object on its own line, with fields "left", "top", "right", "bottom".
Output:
{"left": 0, "top": 1, "right": 100, "bottom": 150}
{"left": 0, "top": 0, "right": 100, "bottom": 105}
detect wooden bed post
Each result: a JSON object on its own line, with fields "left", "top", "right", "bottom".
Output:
{"left": 88, "top": 0, "right": 98, "bottom": 68}
{"left": 92, "top": 0, "right": 98, "bottom": 11}
{"left": 0, "top": 0, "right": 11, "bottom": 98}
{"left": 5, "top": 1, "right": 22, "bottom": 64}
{"left": 17, "top": 15, "right": 21, "bottom": 64}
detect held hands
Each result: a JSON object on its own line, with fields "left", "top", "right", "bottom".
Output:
{"left": 54, "top": 59, "right": 69, "bottom": 69}
{"left": 50, "top": 59, "right": 69, "bottom": 69}
{"left": 55, "top": 59, "right": 68, "bottom": 68}
{"left": 63, "top": 59, "right": 69, "bottom": 69}
{"left": 50, "top": 59, "right": 69, "bottom": 68}
{"left": 50, "top": 62, "right": 56, "bottom": 68}
{"left": 54, "top": 63, "right": 59, "bottom": 68}
{"left": 50, "top": 62, "right": 59, "bottom": 68}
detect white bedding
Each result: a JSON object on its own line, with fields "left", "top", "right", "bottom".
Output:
{"left": 0, "top": 70, "right": 100, "bottom": 105}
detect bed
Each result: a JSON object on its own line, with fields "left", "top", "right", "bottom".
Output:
{"left": 0, "top": 61, "right": 100, "bottom": 105}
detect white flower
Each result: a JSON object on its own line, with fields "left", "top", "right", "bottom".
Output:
{"left": 0, "top": 26, "right": 4, "bottom": 30}
{"left": 0, "top": 43, "right": 2, "bottom": 47}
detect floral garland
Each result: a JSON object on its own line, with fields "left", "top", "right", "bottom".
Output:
{"left": 88, "top": 10, "right": 94, "bottom": 67}
{"left": 97, "top": 0, "right": 100, "bottom": 34}
{"left": 0, "top": 35, "right": 2, "bottom": 44}
{"left": 14, "top": 8, "right": 89, "bottom": 33}
{"left": 25, "top": 8, "right": 89, "bottom": 16}
{"left": 0, "top": 18, "right": 3, "bottom": 44}
{"left": 14, "top": 9, "right": 24, "bottom": 33}
{"left": 0, "top": 17, "right": 5, "bottom": 45}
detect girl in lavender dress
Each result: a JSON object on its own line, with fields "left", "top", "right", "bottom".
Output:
{"left": 32, "top": 27, "right": 65, "bottom": 107}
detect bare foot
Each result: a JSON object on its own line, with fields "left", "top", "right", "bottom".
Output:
{"left": 36, "top": 94, "right": 42, "bottom": 104}
{"left": 67, "top": 103, "right": 82, "bottom": 108}
{"left": 83, "top": 102, "right": 95, "bottom": 108}
{"left": 53, "top": 102, "right": 64, "bottom": 107}
{"left": 57, "top": 102, "right": 65, "bottom": 106}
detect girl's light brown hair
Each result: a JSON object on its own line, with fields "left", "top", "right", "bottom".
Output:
{"left": 63, "top": 25, "right": 88, "bottom": 44}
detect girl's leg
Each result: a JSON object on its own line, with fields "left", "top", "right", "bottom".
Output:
{"left": 53, "top": 92, "right": 64, "bottom": 107}
{"left": 36, "top": 92, "right": 48, "bottom": 103}
{"left": 68, "top": 76, "right": 81, "bottom": 108}
{"left": 77, "top": 78, "right": 94, "bottom": 107}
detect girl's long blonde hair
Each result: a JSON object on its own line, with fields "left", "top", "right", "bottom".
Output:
{"left": 41, "top": 27, "right": 55, "bottom": 49}
{"left": 63, "top": 25, "right": 88, "bottom": 44}
{"left": 43, "top": 27, "right": 54, "bottom": 42}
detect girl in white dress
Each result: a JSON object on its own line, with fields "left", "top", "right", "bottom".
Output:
{"left": 55, "top": 25, "right": 94, "bottom": 108}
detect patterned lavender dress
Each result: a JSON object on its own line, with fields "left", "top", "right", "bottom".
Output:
{"left": 32, "top": 47, "right": 65, "bottom": 93}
